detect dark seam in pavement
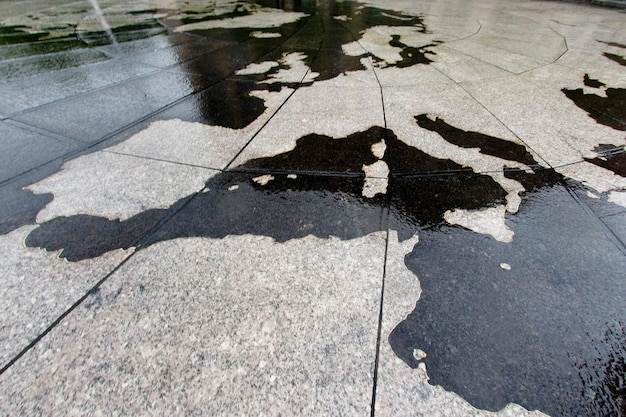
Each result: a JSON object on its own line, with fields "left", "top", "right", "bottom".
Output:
{"left": 456, "top": 19, "right": 482, "bottom": 41}
{"left": 103, "top": 150, "right": 223, "bottom": 172}
{"left": 0, "top": 92, "right": 194, "bottom": 189}
{"left": 457, "top": 83, "right": 553, "bottom": 169}
{"left": 0, "top": 15, "right": 326, "bottom": 372}
{"left": 0, "top": 255, "right": 135, "bottom": 376}
{"left": 370, "top": 208, "right": 391, "bottom": 417}
{"left": 3, "top": 118, "right": 85, "bottom": 146}
{"left": 365, "top": 37, "right": 389, "bottom": 417}
{"left": 4, "top": 11, "right": 309, "bottom": 119}
{"left": 133, "top": 188, "right": 205, "bottom": 250}
{"left": 4, "top": 66, "right": 163, "bottom": 119}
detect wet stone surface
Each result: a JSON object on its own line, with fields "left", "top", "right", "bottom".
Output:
{"left": 389, "top": 185, "right": 626, "bottom": 417}
{"left": 1, "top": 0, "right": 625, "bottom": 416}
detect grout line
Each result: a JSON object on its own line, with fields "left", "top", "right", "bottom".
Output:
{"left": 365, "top": 34, "right": 389, "bottom": 417}
{"left": 103, "top": 150, "right": 223, "bottom": 172}
{"left": 370, "top": 211, "right": 391, "bottom": 417}
{"left": 455, "top": 82, "right": 554, "bottom": 169}
{"left": 4, "top": 64, "right": 162, "bottom": 120}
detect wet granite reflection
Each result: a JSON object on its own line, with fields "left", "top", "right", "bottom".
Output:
{"left": 5, "top": 1, "right": 626, "bottom": 413}
{"left": 389, "top": 190, "right": 626, "bottom": 417}
{"left": 172, "top": 0, "right": 438, "bottom": 127}
{"left": 415, "top": 114, "right": 539, "bottom": 167}
{"left": 22, "top": 118, "right": 626, "bottom": 416}
{"left": 25, "top": 126, "right": 510, "bottom": 257}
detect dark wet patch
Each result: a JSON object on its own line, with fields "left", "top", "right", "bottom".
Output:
{"left": 389, "top": 184, "right": 626, "bottom": 417}
{"left": 388, "top": 36, "right": 440, "bottom": 67}
{"left": 316, "top": 4, "right": 434, "bottom": 74}
{"left": 604, "top": 52, "right": 626, "bottom": 66}
{"left": 563, "top": 78, "right": 626, "bottom": 131}
{"left": 0, "top": 25, "right": 50, "bottom": 45}
{"left": 128, "top": 9, "right": 158, "bottom": 15}
{"left": 187, "top": 80, "right": 267, "bottom": 129}
{"left": 23, "top": 126, "right": 512, "bottom": 259}
{"left": 179, "top": 4, "right": 252, "bottom": 24}
{"left": 172, "top": 1, "right": 438, "bottom": 128}
{"left": 584, "top": 144, "right": 626, "bottom": 176}
{"left": 0, "top": 38, "right": 87, "bottom": 60}
{"left": 25, "top": 212, "right": 167, "bottom": 262}
{"left": 414, "top": 114, "right": 539, "bottom": 167}
{"left": 0, "top": 187, "right": 53, "bottom": 236}
{"left": 598, "top": 40, "right": 626, "bottom": 49}
{"left": 584, "top": 73, "right": 606, "bottom": 88}
{"left": 576, "top": 324, "right": 626, "bottom": 416}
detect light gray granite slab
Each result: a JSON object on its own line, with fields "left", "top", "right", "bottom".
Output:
{"left": 0, "top": 233, "right": 387, "bottom": 415}
{"left": 0, "top": 225, "right": 131, "bottom": 368}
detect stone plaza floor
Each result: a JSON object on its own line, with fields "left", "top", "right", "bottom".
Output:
{"left": 0, "top": 0, "right": 625, "bottom": 415}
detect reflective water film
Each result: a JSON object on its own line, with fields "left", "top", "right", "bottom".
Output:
{"left": 0, "top": 0, "right": 625, "bottom": 416}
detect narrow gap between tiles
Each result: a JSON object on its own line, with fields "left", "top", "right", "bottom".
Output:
{"left": 0, "top": 255, "right": 136, "bottom": 376}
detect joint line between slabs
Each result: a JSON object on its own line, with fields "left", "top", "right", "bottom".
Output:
{"left": 370, "top": 210, "right": 391, "bottom": 417}
{"left": 0, "top": 254, "right": 136, "bottom": 376}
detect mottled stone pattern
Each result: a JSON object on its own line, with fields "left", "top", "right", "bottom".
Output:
{"left": 0, "top": 0, "right": 625, "bottom": 416}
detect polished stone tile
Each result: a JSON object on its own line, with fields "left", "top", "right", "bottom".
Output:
{"left": 374, "top": 231, "right": 546, "bottom": 417}
{"left": 0, "top": 49, "right": 109, "bottom": 80}
{"left": 0, "top": 160, "right": 63, "bottom": 236}
{"left": 95, "top": 33, "right": 197, "bottom": 57}
{"left": 445, "top": 39, "right": 549, "bottom": 74}
{"left": 0, "top": 225, "right": 130, "bottom": 368}
{"left": 0, "top": 0, "right": 625, "bottom": 415}
{"left": 108, "top": 87, "right": 294, "bottom": 170}
{"left": 231, "top": 82, "right": 384, "bottom": 165}
{"left": 26, "top": 151, "right": 212, "bottom": 224}
{"left": 11, "top": 71, "right": 205, "bottom": 143}
{"left": 0, "top": 59, "right": 159, "bottom": 115}
{"left": 461, "top": 75, "right": 625, "bottom": 168}
{"left": 0, "top": 232, "right": 386, "bottom": 415}
{"left": 0, "top": 121, "right": 80, "bottom": 183}
{"left": 384, "top": 85, "right": 543, "bottom": 175}
{"left": 430, "top": 45, "right": 511, "bottom": 83}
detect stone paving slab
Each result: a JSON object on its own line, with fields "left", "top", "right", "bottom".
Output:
{"left": 0, "top": 121, "right": 81, "bottom": 183}
{"left": 11, "top": 71, "right": 206, "bottom": 143}
{"left": 0, "top": 0, "right": 624, "bottom": 416}
{"left": 0, "top": 233, "right": 386, "bottom": 416}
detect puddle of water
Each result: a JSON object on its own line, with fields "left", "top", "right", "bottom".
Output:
{"left": 0, "top": 25, "right": 51, "bottom": 45}
{"left": 585, "top": 144, "right": 626, "bottom": 177}
{"left": 583, "top": 73, "right": 606, "bottom": 88}
{"left": 604, "top": 52, "right": 626, "bottom": 66}
{"left": 598, "top": 40, "right": 626, "bottom": 49}
{"left": 3, "top": 1, "right": 625, "bottom": 415}
{"left": 415, "top": 114, "right": 539, "bottom": 167}
{"left": 563, "top": 77, "right": 626, "bottom": 131}
{"left": 166, "top": 1, "right": 439, "bottom": 127}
